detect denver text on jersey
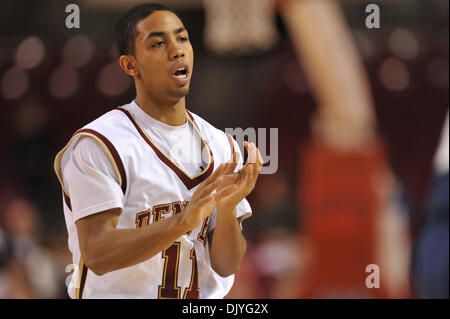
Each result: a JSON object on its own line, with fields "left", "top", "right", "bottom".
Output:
{"left": 54, "top": 3, "right": 263, "bottom": 299}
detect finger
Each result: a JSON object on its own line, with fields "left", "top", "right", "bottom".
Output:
{"left": 243, "top": 143, "right": 262, "bottom": 183}
{"left": 254, "top": 145, "right": 264, "bottom": 170}
{"left": 217, "top": 191, "right": 242, "bottom": 210}
{"left": 220, "top": 173, "right": 237, "bottom": 186}
{"left": 245, "top": 164, "right": 255, "bottom": 188}
{"left": 244, "top": 142, "right": 257, "bottom": 165}
{"left": 250, "top": 143, "right": 258, "bottom": 165}
{"left": 241, "top": 164, "right": 257, "bottom": 195}
{"left": 250, "top": 162, "right": 260, "bottom": 189}
{"left": 223, "top": 160, "right": 234, "bottom": 175}
{"left": 195, "top": 176, "right": 223, "bottom": 200}
{"left": 243, "top": 141, "right": 249, "bottom": 163}
{"left": 234, "top": 149, "right": 240, "bottom": 164}
{"left": 242, "top": 142, "right": 249, "bottom": 169}
{"left": 197, "top": 194, "right": 216, "bottom": 207}
{"left": 215, "top": 184, "right": 239, "bottom": 202}
{"left": 221, "top": 169, "right": 253, "bottom": 205}
{"left": 192, "top": 165, "right": 225, "bottom": 201}
{"left": 195, "top": 163, "right": 225, "bottom": 193}
{"left": 196, "top": 195, "right": 217, "bottom": 217}
{"left": 224, "top": 151, "right": 239, "bottom": 174}
{"left": 236, "top": 164, "right": 252, "bottom": 185}
{"left": 244, "top": 155, "right": 260, "bottom": 189}
{"left": 230, "top": 148, "right": 237, "bottom": 163}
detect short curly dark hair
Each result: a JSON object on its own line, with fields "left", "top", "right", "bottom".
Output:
{"left": 114, "top": 3, "right": 176, "bottom": 56}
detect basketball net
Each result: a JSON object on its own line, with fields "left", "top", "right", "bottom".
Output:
{"left": 202, "top": 0, "right": 279, "bottom": 56}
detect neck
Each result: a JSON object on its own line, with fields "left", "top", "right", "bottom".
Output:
{"left": 134, "top": 91, "right": 187, "bottom": 126}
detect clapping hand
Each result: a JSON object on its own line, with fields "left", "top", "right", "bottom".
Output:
{"left": 215, "top": 141, "right": 263, "bottom": 213}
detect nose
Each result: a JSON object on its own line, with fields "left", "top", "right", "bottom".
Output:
{"left": 170, "top": 45, "right": 185, "bottom": 60}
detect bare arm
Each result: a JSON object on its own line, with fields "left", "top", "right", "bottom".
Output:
{"left": 76, "top": 208, "right": 191, "bottom": 276}
{"left": 76, "top": 163, "right": 227, "bottom": 276}
{"left": 280, "top": 0, "right": 375, "bottom": 148}
{"left": 209, "top": 142, "right": 263, "bottom": 277}
{"left": 209, "top": 213, "right": 247, "bottom": 277}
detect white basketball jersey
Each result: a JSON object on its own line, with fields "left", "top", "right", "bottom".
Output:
{"left": 54, "top": 101, "right": 252, "bottom": 299}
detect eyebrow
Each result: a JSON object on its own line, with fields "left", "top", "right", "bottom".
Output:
{"left": 144, "top": 27, "right": 186, "bottom": 42}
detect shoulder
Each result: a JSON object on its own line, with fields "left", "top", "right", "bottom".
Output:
{"left": 63, "top": 106, "right": 133, "bottom": 171}
{"left": 55, "top": 105, "right": 133, "bottom": 192}
{"left": 74, "top": 106, "right": 140, "bottom": 151}
{"left": 81, "top": 108, "right": 130, "bottom": 135}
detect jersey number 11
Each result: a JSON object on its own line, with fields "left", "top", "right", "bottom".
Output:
{"left": 158, "top": 242, "right": 199, "bottom": 299}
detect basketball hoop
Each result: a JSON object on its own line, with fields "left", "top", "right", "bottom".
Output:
{"left": 202, "top": 0, "right": 279, "bottom": 56}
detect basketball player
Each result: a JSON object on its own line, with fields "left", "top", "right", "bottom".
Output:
{"left": 54, "top": 3, "right": 263, "bottom": 299}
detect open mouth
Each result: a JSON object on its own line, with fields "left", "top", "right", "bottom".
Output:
{"left": 173, "top": 67, "right": 188, "bottom": 79}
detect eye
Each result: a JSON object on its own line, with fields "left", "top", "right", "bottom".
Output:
{"left": 178, "top": 36, "right": 188, "bottom": 42}
{"left": 152, "top": 41, "right": 165, "bottom": 48}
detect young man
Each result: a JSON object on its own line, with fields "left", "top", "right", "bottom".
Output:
{"left": 54, "top": 3, "right": 262, "bottom": 299}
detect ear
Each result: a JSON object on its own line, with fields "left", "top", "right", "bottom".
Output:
{"left": 119, "top": 55, "right": 139, "bottom": 77}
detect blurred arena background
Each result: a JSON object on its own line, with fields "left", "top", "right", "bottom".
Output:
{"left": 0, "top": 0, "right": 448, "bottom": 299}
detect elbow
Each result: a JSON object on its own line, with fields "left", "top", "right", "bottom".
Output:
{"left": 89, "top": 265, "right": 107, "bottom": 277}
{"left": 211, "top": 260, "right": 240, "bottom": 278}
{"left": 81, "top": 249, "right": 107, "bottom": 276}
{"left": 216, "top": 268, "right": 238, "bottom": 278}
{"left": 210, "top": 239, "right": 247, "bottom": 277}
